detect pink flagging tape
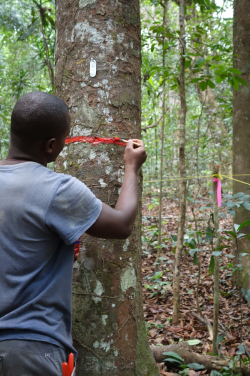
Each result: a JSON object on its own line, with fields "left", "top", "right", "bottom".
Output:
{"left": 213, "top": 178, "right": 221, "bottom": 207}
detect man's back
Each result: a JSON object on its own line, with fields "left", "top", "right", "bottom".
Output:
{"left": 0, "top": 162, "right": 102, "bottom": 354}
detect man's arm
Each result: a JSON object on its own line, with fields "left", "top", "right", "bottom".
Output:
{"left": 86, "top": 139, "right": 147, "bottom": 239}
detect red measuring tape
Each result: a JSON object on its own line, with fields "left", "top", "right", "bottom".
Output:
{"left": 65, "top": 136, "right": 126, "bottom": 146}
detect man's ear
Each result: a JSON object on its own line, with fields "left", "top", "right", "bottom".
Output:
{"left": 46, "top": 138, "right": 56, "bottom": 154}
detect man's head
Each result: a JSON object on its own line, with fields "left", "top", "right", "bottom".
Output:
{"left": 10, "top": 91, "right": 71, "bottom": 163}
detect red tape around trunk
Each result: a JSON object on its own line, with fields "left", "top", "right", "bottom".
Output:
{"left": 65, "top": 136, "right": 126, "bottom": 147}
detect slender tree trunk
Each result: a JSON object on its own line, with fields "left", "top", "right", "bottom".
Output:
{"left": 172, "top": 0, "right": 187, "bottom": 325}
{"left": 55, "top": 1, "right": 159, "bottom": 375}
{"left": 212, "top": 166, "right": 220, "bottom": 355}
{"left": 156, "top": 0, "right": 168, "bottom": 266}
{"left": 233, "top": 0, "right": 250, "bottom": 290}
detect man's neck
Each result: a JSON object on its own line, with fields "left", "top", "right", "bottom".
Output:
{"left": 1, "top": 144, "right": 47, "bottom": 167}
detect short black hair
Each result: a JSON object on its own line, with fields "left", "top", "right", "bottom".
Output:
{"left": 11, "top": 91, "right": 70, "bottom": 142}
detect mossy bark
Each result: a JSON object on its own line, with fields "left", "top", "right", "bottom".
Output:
{"left": 233, "top": 0, "right": 250, "bottom": 290}
{"left": 55, "top": 0, "right": 159, "bottom": 374}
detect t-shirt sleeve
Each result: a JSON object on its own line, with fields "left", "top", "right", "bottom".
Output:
{"left": 45, "top": 175, "right": 102, "bottom": 244}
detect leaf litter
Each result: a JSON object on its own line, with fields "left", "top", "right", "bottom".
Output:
{"left": 142, "top": 196, "right": 250, "bottom": 375}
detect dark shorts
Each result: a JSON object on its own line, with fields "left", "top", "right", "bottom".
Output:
{"left": 0, "top": 340, "right": 69, "bottom": 376}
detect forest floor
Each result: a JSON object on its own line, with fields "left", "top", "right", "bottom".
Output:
{"left": 142, "top": 195, "right": 250, "bottom": 376}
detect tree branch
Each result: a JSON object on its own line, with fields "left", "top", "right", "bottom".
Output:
{"left": 142, "top": 108, "right": 169, "bottom": 132}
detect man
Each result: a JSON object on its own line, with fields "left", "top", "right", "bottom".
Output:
{"left": 0, "top": 91, "right": 146, "bottom": 375}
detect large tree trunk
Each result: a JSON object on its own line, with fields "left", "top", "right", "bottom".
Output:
{"left": 55, "top": 1, "right": 159, "bottom": 375}
{"left": 233, "top": 0, "right": 250, "bottom": 290}
{"left": 172, "top": 0, "right": 187, "bottom": 325}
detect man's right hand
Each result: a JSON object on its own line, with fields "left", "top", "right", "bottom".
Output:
{"left": 86, "top": 138, "right": 147, "bottom": 239}
{"left": 123, "top": 139, "right": 147, "bottom": 172}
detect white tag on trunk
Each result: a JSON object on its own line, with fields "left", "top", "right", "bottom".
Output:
{"left": 90, "top": 58, "right": 96, "bottom": 77}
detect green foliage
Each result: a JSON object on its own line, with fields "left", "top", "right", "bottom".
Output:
{"left": 0, "top": 0, "right": 54, "bottom": 157}
{"left": 162, "top": 351, "right": 184, "bottom": 366}
{"left": 222, "top": 192, "right": 250, "bottom": 217}
{"left": 186, "top": 363, "right": 205, "bottom": 371}
{"left": 144, "top": 271, "right": 171, "bottom": 297}
{"left": 186, "top": 339, "right": 201, "bottom": 345}
{"left": 241, "top": 288, "right": 250, "bottom": 303}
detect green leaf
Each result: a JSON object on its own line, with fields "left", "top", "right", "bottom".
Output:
{"left": 207, "top": 79, "right": 215, "bottom": 88}
{"left": 209, "top": 256, "right": 215, "bottom": 276}
{"left": 237, "top": 233, "right": 247, "bottom": 239}
{"left": 212, "top": 251, "right": 222, "bottom": 257}
{"left": 205, "top": 226, "right": 213, "bottom": 244}
{"left": 191, "top": 78, "right": 201, "bottom": 83}
{"left": 234, "top": 76, "right": 248, "bottom": 87}
{"left": 185, "top": 60, "right": 192, "bottom": 69}
{"left": 162, "top": 352, "right": 184, "bottom": 364}
{"left": 171, "top": 235, "right": 177, "bottom": 243}
{"left": 164, "top": 358, "right": 183, "bottom": 365}
{"left": 19, "top": 18, "right": 40, "bottom": 40}
{"left": 225, "top": 200, "right": 236, "bottom": 209}
{"left": 189, "top": 249, "right": 196, "bottom": 257}
{"left": 241, "top": 288, "right": 250, "bottom": 302}
{"left": 186, "top": 339, "right": 201, "bottom": 346}
{"left": 234, "top": 224, "right": 240, "bottom": 232}
{"left": 242, "top": 202, "right": 250, "bottom": 210}
{"left": 148, "top": 77, "right": 154, "bottom": 87}
{"left": 237, "top": 220, "right": 250, "bottom": 232}
{"left": 211, "top": 371, "right": 222, "bottom": 376}
{"left": 228, "top": 67, "right": 242, "bottom": 75}
{"left": 216, "top": 334, "right": 225, "bottom": 346}
{"left": 223, "top": 230, "right": 236, "bottom": 238}
{"left": 193, "top": 252, "right": 198, "bottom": 265}
{"left": 236, "top": 344, "right": 246, "bottom": 355}
{"left": 216, "top": 75, "right": 223, "bottom": 84}
{"left": 148, "top": 204, "right": 153, "bottom": 211}
{"left": 152, "top": 271, "right": 163, "bottom": 280}
{"left": 188, "top": 238, "right": 196, "bottom": 249}
{"left": 199, "top": 81, "right": 207, "bottom": 91}
{"left": 187, "top": 363, "right": 205, "bottom": 371}
{"left": 231, "top": 77, "right": 239, "bottom": 91}
{"left": 195, "top": 57, "right": 205, "bottom": 66}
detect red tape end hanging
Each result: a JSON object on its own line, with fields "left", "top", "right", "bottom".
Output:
{"left": 65, "top": 136, "right": 126, "bottom": 147}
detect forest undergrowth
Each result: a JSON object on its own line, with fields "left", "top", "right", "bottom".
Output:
{"left": 141, "top": 194, "right": 250, "bottom": 375}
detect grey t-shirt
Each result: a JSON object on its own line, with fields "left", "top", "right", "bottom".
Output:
{"left": 0, "top": 162, "right": 102, "bottom": 355}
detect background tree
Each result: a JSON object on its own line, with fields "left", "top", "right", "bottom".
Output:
{"left": 172, "top": 0, "right": 188, "bottom": 325}
{"left": 232, "top": 0, "right": 250, "bottom": 290}
{"left": 55, "top": 0, "right": 160, "bottom": 375}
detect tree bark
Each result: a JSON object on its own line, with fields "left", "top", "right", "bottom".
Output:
{"left": 212, "top": 165, "right": 220, "bottom": 355}
{"left": 172, "top": 0, "right": 187, "bottom": 325}
{"left": 156, "top": 0, "right": 168, "bottom": 266}
{"left": 151, "top": 343, "right": 250, "bottom": 376}
{"left": 55, "top": 1, "right": 159, "bottom": 375}
{"left": 233, "top": 0, "right": 250, "bottom": 290}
